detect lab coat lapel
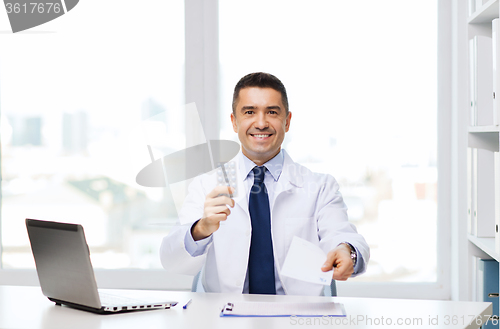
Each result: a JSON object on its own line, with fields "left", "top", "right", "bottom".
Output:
{"left": 270, "top": 150, "right": 303, "bottom": 213}
{"left": 232, "top": 153, "right": 249, "bottom": 218}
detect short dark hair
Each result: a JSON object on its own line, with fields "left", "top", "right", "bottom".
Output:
{"left": 232, "top": 72, "right": 289, "bottom": 115}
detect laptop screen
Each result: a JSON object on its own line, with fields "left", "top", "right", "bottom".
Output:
{"left": 26, "top": 218, "right": 101, "bottom": 309}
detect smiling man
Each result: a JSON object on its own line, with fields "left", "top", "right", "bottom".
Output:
{"left": 160, "top": 72, "right": 369, "bottom": 295}
{"left": 231, "top": 86, "right": 290, "bottom": 166}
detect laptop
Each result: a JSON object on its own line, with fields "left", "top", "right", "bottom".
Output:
{"left": 26, "top": 218, "right": 178, "bottom": 314}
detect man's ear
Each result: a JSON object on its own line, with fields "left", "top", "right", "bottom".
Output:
{"left": 285, "top": 111, "right": 292, "bottom": 132}
{"left": 231, "top": 112, "right": 238, "bottom": 133}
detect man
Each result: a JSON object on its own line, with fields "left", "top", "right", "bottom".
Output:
{"left": 160, "top": 72, "right": 369, "bottom": 295}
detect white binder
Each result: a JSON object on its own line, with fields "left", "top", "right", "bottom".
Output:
{"left": 469, "top": 35, "right": 493, "bottom": 126}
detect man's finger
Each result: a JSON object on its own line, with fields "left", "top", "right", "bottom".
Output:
{"left": 214, "top": 193, "right": 235, "bottom": 208}
{"left": 332, "top": 268, "right": 353, "bottom": 281}
{"left": 211, "top": 213, "right": 229, "bottom": 222}
{"left": 216, "top": 205, "right": 231, "bottom": 216}
{"left": 207, "top": 185, "right": 235, "bottom": 198}
{"left": 321, "top": 251, "right": 336, "bottom": 272}
{"left": 331, "top": 258, "right": 353, "bottom": 281}
{"left": 209, "top": 205, "right": 231, "bottom": 215}
{"left": 206, "top": 196, "right": 233, "bottom": 208}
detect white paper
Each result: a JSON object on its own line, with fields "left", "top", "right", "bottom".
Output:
{"left": 280, "top": 236, "right": 332, "bottom": 285}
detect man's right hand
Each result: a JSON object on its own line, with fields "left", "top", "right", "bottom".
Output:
{"left": 191, "top": 185, "right": 235, "bottom": 241}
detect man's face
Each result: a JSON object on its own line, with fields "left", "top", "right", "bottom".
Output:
{"left": 231, "top": 87, "right": 291, "bottom": 165}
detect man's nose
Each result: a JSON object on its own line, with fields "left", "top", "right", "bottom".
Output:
{"left": 254, "top": 113, "right": 268, "bottom": 129}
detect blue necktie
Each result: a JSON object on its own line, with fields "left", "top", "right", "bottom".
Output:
{"left": 248, "top": 166, "right": 276, "bottom": 294}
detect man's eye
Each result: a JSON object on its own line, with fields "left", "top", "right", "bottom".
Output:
{"left": 269, "top": 111, "right": 277, "bottom": 115}
{"left": 245, "top": 111, "right": 254, "bottom": 115}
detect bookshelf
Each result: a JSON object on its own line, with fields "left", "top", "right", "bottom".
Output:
{"left": 469, "top": 0, "right": 499, "bottom": 24}
{"left": 467, "top": 0, "right": 500, "bottom": 319}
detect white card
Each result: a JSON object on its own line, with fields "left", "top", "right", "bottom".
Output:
{"left": 280, "top": 236, "right": 333, "bottom": 285}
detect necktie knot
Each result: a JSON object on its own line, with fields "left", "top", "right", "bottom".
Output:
{"left": 252, "top": 166, "right": 266, "bottom": 184}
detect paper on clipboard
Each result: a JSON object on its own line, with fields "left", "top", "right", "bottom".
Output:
{"left": 280, "top": 236, "right": 332, "bottom": 285}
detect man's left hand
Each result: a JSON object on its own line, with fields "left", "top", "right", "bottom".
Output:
{"left": 321, "top": 244, "right": 354, "bottom": 281}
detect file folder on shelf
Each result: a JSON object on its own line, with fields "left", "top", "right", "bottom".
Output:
{"left": 493, "top": 19, "right": 500, "bottom": 125}
{"left": 469, "top": 0, "right": 476, "bottom": 16}
{"left": 495, "top": 152, "right": 500, "bottom": 254}
{"left": 468, "top": 148, "right": 476, "bottom": 235}
{"left": 477, "top": 259, "right": 499, "bottom": 329}
{"left": 472, "top": 148, "right": 495, "bottom": 238}
{"left": 469, "top": 35, "right": 493, "bottom": 126}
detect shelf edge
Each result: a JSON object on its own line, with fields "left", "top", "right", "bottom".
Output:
{"left": 468, "top": 235, "right": 500, "bottom": 261}
{"left": 468, "top": 125, "right": 500, "bottom": 133}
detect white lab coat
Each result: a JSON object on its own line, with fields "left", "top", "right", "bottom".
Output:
{"left": 160, "top": 150, "right": 369, "bottom": 296}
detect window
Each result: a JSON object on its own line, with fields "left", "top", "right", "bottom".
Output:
{"left": 219, "top": 0, "right": 438, "bottom": 283}
{"left": 1, "top": 0, "right": 449, "bottom": 297}
{"left": 0, "top": 1, "right": 185, "bottom": 271}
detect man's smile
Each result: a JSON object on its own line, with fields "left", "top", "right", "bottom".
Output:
{"left": 250, "top": 133, "right": 273, "bottom": 140}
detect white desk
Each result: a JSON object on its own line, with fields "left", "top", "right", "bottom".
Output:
{"left": 0, "top": 285, "right": 492, "bottom": 329}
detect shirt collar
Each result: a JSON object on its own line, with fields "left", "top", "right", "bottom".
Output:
{"left": 241, "top": 150, "right": 284, "bottom": 182}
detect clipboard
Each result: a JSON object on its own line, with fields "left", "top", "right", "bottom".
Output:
{"left": 220, "top": 301, "right": 346, "bottom": 317}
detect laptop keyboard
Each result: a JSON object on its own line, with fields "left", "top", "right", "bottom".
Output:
{"left": 99, "top": 292, "right": 148, "bottom": 307}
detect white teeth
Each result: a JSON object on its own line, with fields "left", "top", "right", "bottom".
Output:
{"left": 253, "top": 134, "right": 270, "bottom": 138}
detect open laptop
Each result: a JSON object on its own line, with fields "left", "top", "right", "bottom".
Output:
{"left": 26, "top": 218, "right": 178, "bottom": 314}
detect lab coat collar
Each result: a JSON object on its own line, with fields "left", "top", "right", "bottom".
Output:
{"left": 232, "top": 149, "right": 303, "bottom": 217}
{"left": 280, "top": 149, "right": 304, "bottom": 188}
{"left": 270, "top": 149, "right": 303, "bottom": 210}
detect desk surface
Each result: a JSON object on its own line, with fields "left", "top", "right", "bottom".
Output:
{"left": 0, "top": 285, "right": 492, "bottom": 329}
